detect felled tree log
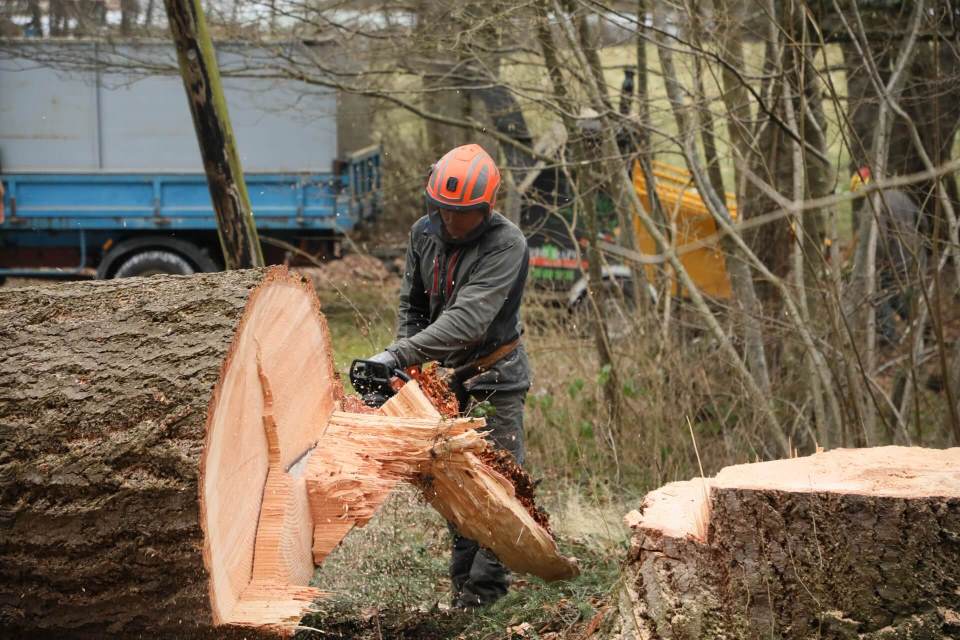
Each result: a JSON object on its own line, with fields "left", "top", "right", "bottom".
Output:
{"left": 0, "top": 267, "right": 575, "bottom": 639}
{"left": 0, "top": 267, "right": 335, "bottom": 638}
{"left": 614, "top": 447, "right": 960, "bottom": 640}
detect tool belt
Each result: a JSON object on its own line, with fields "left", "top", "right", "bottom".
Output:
{"left": 473, "top": 337, "right": 522, "bottom": 372}
{"left": 452, "top": 337, "right": 522, "bottom": 384}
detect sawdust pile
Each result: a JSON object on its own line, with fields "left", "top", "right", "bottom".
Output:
{"left": 340, "top": 394, "right": 379, "bottom": 414}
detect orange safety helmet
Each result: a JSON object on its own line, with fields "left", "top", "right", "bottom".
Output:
{"left": 425, "top": 144, "right": 501, "bottom": 214}
{"left": 850, "top": 165, "right": 872, "bottom": 192}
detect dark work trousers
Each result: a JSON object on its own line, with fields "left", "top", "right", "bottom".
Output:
{"left": 449, "top": 388, "right": 526, "bottom": 607}
{"left": 875, "top": 269, "right": 914, "bottom": 346}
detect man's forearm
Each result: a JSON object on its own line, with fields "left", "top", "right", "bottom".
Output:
{"left": 389, "top": 316, "right": 481, "bottom": 367}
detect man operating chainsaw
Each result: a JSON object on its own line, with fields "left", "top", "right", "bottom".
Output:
{"left": 364, "top": 143, "right": 530, "bottom": 608}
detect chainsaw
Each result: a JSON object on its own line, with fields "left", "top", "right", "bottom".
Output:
{"left": 349, "top": 359, "right": 412, "bottom": 408}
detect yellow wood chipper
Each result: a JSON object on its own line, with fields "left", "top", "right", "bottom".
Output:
{"left": 631, "top": 160, "right": 738, "bottom": 300}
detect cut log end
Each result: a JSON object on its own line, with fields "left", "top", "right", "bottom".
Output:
{"left": 201, "top": 267, "right": 337, "bottom": 630}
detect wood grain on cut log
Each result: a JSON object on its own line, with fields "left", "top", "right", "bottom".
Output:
{"left": 615, "top": 447, "right": 960, "bottom": 640}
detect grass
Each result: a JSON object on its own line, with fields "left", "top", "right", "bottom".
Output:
{"left": 306, "top": 490, "right": 451, "bottom": 614}
{"left": 314, "top": 280, "right": 399, "bottom": 392}
{"left": 297, "top": 486, "right": 628, "bottom": 640}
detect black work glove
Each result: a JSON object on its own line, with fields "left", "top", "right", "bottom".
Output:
{"left": 367, "top": 350, "right": 398, "bottom": 371}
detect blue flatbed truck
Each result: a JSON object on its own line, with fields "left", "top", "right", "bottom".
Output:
{"left": 0, "top": 41, "right": 381, "bottom": 279}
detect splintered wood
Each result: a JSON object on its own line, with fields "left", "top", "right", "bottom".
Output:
{"left": 304, "top": 383, "right": 578, "bottom": 581}
{"left": 421, "top": 446, "right": 578, "bottom": 581}
{"left": 617, "top": 447, "right": 960, "bottom": 640}
{"left": 381, "top": 378, "right": 443, "bottom": 419}
{"left": 305, "top": 405, "right": 478, "bottom": 562}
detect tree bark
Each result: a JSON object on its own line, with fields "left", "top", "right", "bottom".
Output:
{"left": 738, "top": 1, "right": 797, "bottom": 298}
{"left": 615, "top": 447, "right": 960, "bottom": 639}
{"left": 686, "top": 0, "right": 725, "bottom": 200}
{"left": 28, "top": 0, "right": 43, "bottom": 36}
{"left": 121, "top": 0, "right": 139, "bottom": 35}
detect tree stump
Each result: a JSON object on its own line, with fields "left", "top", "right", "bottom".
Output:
{"left": 0, "top": 267, "right": 575, "bottom": 638}
{"left": 613, "top": 447, "right": 960, "bottom": 640}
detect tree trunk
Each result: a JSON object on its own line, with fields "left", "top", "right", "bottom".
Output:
{"left": 28, "top": 0, "right": 43, "bottom": 35}
{"left": 739, "top": 1, "right": 796, "bottom": 298}
{"left": 164, "top": 0, "right": 265, "bottom": 270}
{"left": 145, "top": 0, "right": 156, "bottom": 28}
{"left": 121, "top": 0, "right": 139, "bottom": 35}
{"left": 614, "top": 447, "right": 960, "bottom": 639}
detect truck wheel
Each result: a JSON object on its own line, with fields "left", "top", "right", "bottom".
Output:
{"left": 113, "top": 250, "right": 195, "bottom": 278}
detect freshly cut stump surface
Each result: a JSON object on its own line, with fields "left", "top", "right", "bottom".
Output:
{"left": 617, "top": 447, "right": 960, "bottom": 640}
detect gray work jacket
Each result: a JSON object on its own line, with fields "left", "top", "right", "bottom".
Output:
{"left": 386, "top": 212, "right": 531, "bottom": 392}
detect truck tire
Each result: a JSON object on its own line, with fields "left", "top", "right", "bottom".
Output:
{"left": 99, "top": 237, "right": 221, "bottom": 279}
{"left": 113, "top": 250, "right": 195, "bottom": 278}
